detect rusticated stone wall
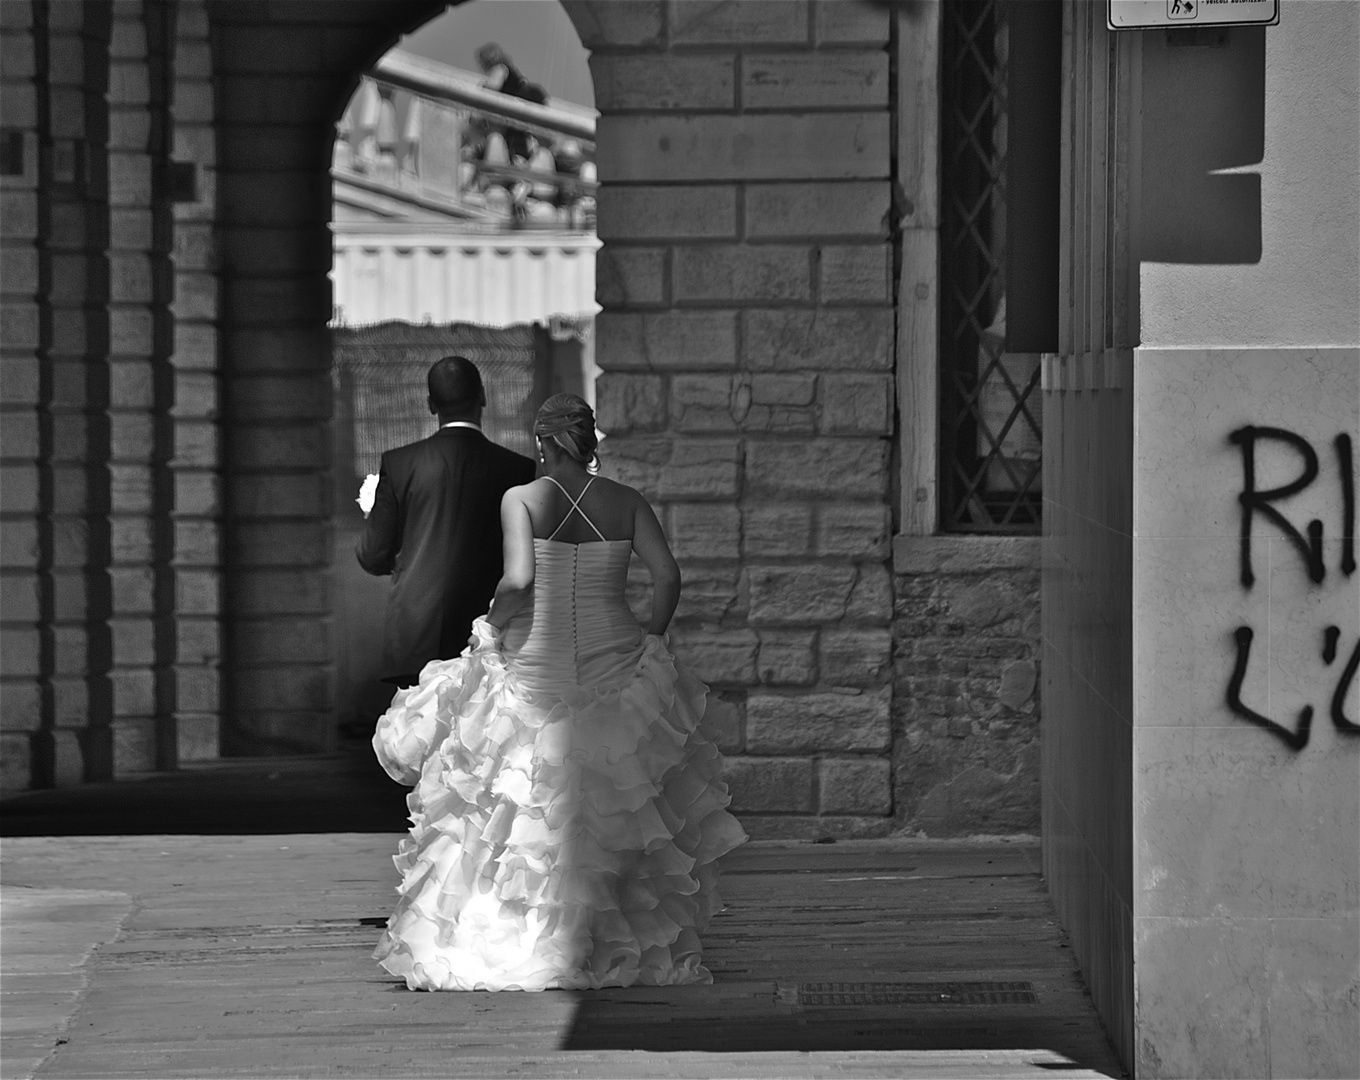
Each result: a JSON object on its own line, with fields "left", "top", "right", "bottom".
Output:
{"left": 1, "top": 0, "right": 226, "bottom": 787}
{"left": 892, "top": 537, "right": 1040, "bottom": 836}
{"left": 207, "top": 0, "right": 445, "bottom": 756}
{"left": 2, "top": 0, "right": 1045, "bottom": 840}
{"left": 584, "top": 0, "right": 898, "bottom": 838}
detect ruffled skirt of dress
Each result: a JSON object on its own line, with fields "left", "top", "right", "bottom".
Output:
{"left": 371, "top": 620, "right": 748, "bottom": 991}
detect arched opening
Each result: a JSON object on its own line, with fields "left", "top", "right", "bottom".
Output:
{"left": 326, "top": 2, "right": 598, "bottom": 735}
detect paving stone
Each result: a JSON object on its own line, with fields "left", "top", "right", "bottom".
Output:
{"left": 0, "top": 828, "right": 1122, "bottom": 1078}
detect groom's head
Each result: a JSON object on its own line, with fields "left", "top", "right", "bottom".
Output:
{"left": 427, "top": 356, "right": 485, "bottom": 423}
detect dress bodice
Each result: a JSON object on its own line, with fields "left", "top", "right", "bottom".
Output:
{"left": 370, "top": 473, "right": 748, "bottom": 992}
{"left": 500, "top": 539, "right": 641, "bottom": 689}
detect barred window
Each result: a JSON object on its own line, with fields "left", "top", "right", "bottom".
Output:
{"left": 939, "top": 0, "right": 1059, "bottom": 533}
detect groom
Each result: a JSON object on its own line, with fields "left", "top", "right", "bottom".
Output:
{"left": 357, "top": 356, "right": 537, "bottom": 686}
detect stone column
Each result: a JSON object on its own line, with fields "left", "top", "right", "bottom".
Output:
{"left": 106, "top": 0, "right": 177, "bottom": 773}
{"left": 168, "top": 0, "right": 221, "bottom": 761}
{"left": 0, "top": 0, "right": 45, "bottom": 789}
{"left": 577, "top": 0, "right": 896, "bottom": 837}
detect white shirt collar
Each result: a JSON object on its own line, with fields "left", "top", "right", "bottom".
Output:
{"left": 440, "top": 421, "right": 482, "bottom": 431}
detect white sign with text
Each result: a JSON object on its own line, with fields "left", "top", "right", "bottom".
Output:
{"left": 1108, "top": 0, "right": 1279, "bottom": 30}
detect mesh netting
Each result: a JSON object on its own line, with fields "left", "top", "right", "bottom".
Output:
{"left": 333, "top": 321, "right": 539, "bottom": 480}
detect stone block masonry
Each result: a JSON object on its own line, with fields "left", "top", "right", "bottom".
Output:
{"left": 891, "top": 537, "right": 1042, "bottom": 836}
{"left": 0, "top": 0, "right": 1043, "bottom": 841}
{"left": 583, "top": 0, "right": 1041, "bottom": 841}
{"left": 594, "top": 0, "right": 904, "bottom": 839}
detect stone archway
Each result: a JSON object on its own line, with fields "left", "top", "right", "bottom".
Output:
{"left": 211, "top": 0, "right": 616, "bottom": 756}
{"left": 209, "top": 1, "right": 1020, "bottom": 851}
{"left": 211, "top": 0, "right": 455, "bottom": 756}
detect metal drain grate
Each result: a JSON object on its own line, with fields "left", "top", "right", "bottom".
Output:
{"left": 797, "top": 981, "right": 1038, "bottom": 1006}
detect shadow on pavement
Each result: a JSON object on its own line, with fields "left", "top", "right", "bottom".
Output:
{"left": 559, "top": 988, "right": 1122, "bottom": 1074}
{"left": 0, "top": 740, "right": 409, "bottom": 836}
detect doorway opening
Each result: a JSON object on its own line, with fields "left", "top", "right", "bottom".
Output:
{"left": 327, "top": 2, "right": 598, "bottom": 732}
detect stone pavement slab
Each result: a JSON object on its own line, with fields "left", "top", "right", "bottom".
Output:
{"left": 0, "top": 887, "right": 131, "bottom": 1080}
{"left": 0, "top": 836, "right": 1125, "bottom": 1079}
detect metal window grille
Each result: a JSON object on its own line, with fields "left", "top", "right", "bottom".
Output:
{"left": 940, "top": 0, "right": 1042, "bottom": 532}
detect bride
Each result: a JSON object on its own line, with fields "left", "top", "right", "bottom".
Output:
{"left": 371, "top": 393, "right": 748, "bottom": 991}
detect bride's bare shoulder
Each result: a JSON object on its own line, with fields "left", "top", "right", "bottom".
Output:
{"left": 503, "top": 478, "right": 551, "bottom": 506}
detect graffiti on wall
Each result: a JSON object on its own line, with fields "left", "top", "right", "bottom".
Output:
{"left": 1225, "top": 427, "right": 1358, "bottom": 751}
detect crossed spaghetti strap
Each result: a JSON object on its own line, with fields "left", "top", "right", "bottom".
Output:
{"left": 542, "top": 475, "right": 608, "bottom": 542}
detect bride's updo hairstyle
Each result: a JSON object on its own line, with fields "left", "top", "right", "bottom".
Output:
{"left": 534, "top": 393, "right": 599, "bottom": 472}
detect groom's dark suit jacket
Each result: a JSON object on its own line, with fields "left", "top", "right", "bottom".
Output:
{"left": 356, "top": 427, "right": 536, "bottom": 684}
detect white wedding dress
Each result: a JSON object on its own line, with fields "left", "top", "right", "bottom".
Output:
{"left": 371, "top": 480, "right": 747, "bottom": 991}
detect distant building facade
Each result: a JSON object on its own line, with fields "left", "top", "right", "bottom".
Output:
{"left": 330, "top": 50, "right": 601, "bottom": 331}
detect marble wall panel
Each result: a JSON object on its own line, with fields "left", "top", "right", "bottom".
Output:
{"left": 1042, "top": 365, "right": 1135, "bottom": 1069}
{"left": 1132, "top": 346, "right": 1359, "bottom": 1080}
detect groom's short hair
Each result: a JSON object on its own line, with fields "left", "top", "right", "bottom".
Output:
{"left": 428, "top": 356, "right": 483, "bottom": 412}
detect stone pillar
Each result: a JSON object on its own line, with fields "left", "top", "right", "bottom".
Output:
{"left": 1046, "top": 4, "right": 1360, "bottom": 1077}
{"left": 42, "top": 0, "right": 119, "bottom": 785}
{"left": 209, "top": 0, "right": 442, "bottom": 753}
{"left": 1042, "top": 3, "right": 1138, "bottom": 1067}
{"left": 105, "top": 0, "right": 177, "bottom": 773}
{"left": 578, "top": 0, "right": 896, "bottom": 837}
{"left": 1128, "top": 9, "right": 1359, "bottom": 1077}
{"left": 168, "top": 0, "right": 221, "bottom": 761}
{"left": 212, "top": 7, "right": 336, "bottom": 753}
{"left": 1, "top": 0, "right": 120, "bottom": 791}
{"left": 0, "top": 0, "right": 45, "bottom": 790}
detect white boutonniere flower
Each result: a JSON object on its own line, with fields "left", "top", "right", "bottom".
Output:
{"left": 357, "top": 473, "right": 380, "bottom": 516}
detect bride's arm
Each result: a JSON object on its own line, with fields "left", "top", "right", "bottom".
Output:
{"left": 631, "top": 495, "right": 681, "bottom": 636}
{"left": 486, "top": 489, "right": 535, "bottom": 631}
